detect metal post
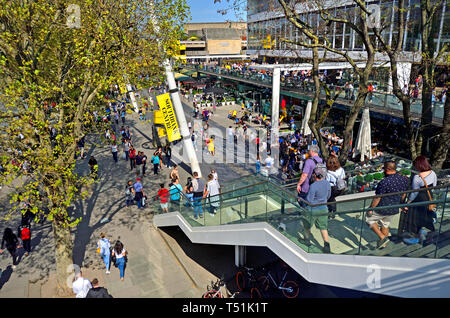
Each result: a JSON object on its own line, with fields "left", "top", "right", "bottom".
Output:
{"left": 271, "top": 68, "right": 281, "bottom": 171}
{"left": 434, "top": 186, "right": 448, "bottom": 258}
{"left": 245, "top": 197, "right": 248, "bottom": 219}
{"left": 163, "top": 60, "right": 202, "bottom": 178}
{"left": 235, "top": 245, "right": 240, "bottom": 267}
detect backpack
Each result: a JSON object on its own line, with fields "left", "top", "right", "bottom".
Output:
{"left": 336, "top": 178, "right": 347, "bottom": 191}
{"left": 309, "top": 157, "right": 326, "bottom": 185}
{"left": 21, "top": 226, "right": 31, "bottom": 240}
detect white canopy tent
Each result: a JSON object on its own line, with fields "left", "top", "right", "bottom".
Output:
{"left": 301, "top": 100, "right": 312, "bottom": 136}
{"left": 353, "top": 107, "right": 372, "bottom": 162}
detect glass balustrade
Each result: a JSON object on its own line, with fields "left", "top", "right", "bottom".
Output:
{"left": 152, "top": 177, "right": 450, "bottom": 260}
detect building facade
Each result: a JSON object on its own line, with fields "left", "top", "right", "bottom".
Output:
{"left": 247, "top": 0, "right": 449, "bottom": 63}
{"left": 181, "top": 22, "right": 248, "bottom": 58}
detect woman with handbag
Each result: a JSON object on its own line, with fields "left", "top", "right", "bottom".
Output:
{"left": 111, "top": 240, "right": 127, "bottom": 281}
{"left": 401, "top": 155, "right": 437, "bottom": 245}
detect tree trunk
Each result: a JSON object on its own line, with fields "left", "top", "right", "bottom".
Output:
{"left": 53, "top": 215, "right": 74, "bottom": 297}
{"left": 430, "top": 95, "right": 450, "bottom": 168}
{"left": 308, "top": 45, "right": 329, "bottom": 159}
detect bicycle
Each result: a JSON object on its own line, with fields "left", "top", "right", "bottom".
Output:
{"left": 202, "top": 278, "right": 240, "bottom": 298}
{"left": 235, "top": 266, "right": 264, "bottom": 298}
{"left": 256, "top": 266, "right": 300, "bottom": 298}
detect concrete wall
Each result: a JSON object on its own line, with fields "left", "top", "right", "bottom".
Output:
{"left": 207, "top": 39, "right": 242, "bottom": 55}
{"left": 153, "top": 212, "right": 450, "bottom": 298}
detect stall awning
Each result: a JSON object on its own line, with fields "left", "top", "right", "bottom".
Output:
{"left": 175, "top": 72, "right": 189, "bottom": 80}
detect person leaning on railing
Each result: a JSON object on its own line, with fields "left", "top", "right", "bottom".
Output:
{"left": 401, "top": 155, "right": 437, "bottom": 245}
{"left": 366, "top": 161, "right": 409, "bottom": 249}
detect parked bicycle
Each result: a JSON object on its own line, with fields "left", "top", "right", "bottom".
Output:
{"left": 202, "top": 278, "right": 239, "bottom": 298}
{"left": 235, "top": 266, "right": 264, "bottom": 298}
{"left": 256, "top": 266, "right": 300, "bottom": 298}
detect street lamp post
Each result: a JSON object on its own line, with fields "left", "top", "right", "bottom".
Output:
{"left": 164, "top": 60, "right": 202, "bottom": 178}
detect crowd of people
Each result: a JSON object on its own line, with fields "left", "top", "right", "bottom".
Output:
{"left": 154, "top": 168, "right": 221, "bottom": 219}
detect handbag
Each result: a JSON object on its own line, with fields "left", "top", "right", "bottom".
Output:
{"left": 96, "top": 240, "right": 101, "bottom": 254}
{"left": 420, "top": 176, "right": 437, "bottom": 212}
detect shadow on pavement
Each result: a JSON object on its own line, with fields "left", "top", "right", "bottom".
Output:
{"left": 0, "top": 266, "right": 13, "bottom": 290}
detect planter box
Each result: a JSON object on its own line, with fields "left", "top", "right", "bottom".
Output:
{"left": 221, "top": 102, "right": 226, "bottom": 106}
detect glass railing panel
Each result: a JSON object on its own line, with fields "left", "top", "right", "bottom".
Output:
{"left": 431, "top": 186, "right": 450, "bottom": 259}
{"left": 333, "top": 198, "right": 368, "bottom": 255}
{"left": 218, "top": 195, "right": 244, "bottom": 225}
{"left": 240, "top": 191, "right": 269, "bottom": 224}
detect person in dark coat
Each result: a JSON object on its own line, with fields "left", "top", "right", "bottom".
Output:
{"left": 86, "top": 278, "right": 113, "bottom": 298}
{"left": 0, "top": 228, "right": 21, "bottom": 268}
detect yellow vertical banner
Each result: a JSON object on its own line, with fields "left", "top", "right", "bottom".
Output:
{"left": 156, "top": 93, "right": 182, "bottom": 142}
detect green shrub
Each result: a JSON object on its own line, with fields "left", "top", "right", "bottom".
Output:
{"left": 401, "top": 169, "right": 411, "bottom": 176}
{"left": 374, "top": 172, "right": 384, "bottom": 180}
{"left": 364, "top": 174, "right": 374, "bottom": 182}
{"left": 356, "top": 175, "right": 364, "bottom": 183}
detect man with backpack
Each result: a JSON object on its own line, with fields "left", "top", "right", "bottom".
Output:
{"left": 296, "top": 145, "right": 325, "bottom": 206}
{"left": 18, "top": 221, "right": 32, "bottom": 256}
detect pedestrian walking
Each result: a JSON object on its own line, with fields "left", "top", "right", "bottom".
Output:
{"left": 170, "top": 164, "right": 179, "bottom": 183}
{"left": 88, "top": 156, "right": 99, "bottom": 179}
{"left": 120, "top": 109, "right": 126, "bottom": 124}
{"left": 401, "top": 155, "right": 437, "bottom": 245}
{"left": 164, "top": 144, "right": 172, "bottom": 168}
{"left": 0, "top": 228, "right": 21, "bottom": 268}
{"left": 156, "top": 183, "right": 169, "bottom": 213}
{"left": 169, "top": 178, "right": 183, "bottom": 209}
{"left": 97, "top": 233, "right": 111, "bottom": 274}
{"left": 366, "top": 161, "right": 409, "bottom": 249}
{"left": 192, "top": 171, "right": 205, "bottom": 219}
{"left": 111, "top": 142, "right": 118, "bottom": 163}
{"left": 17, "top": 221, "right": 31, "bottom": 256}
{"left": 125, "top": 180, "right": 135, "bottom": 208}
{"left": 77, "top": 136, "right": 86, "bottom": 159}
{"left": 191, "top": 131, "right": 198, "bottom": 151}
{"left": 86, "top": 278, "right": 113, "bottom": 298}
{"left": 151, "top": 151, "right": 161, "bottom": 175}
{"left": 299, "top": 166, "right": 332, "bottom": 253}
{"left": 142, "top": 152, "right": 148, "bottom": 176}
{"left": 123, "top": 138, "right": 130, "bottom": 161}
{"left": 129, "top": 146, "right": 136, "bottom": 171}
{"left": 72, "top": 270, "right": 92, "bottom": 298}
{"left": 184, "top": 177, "right": 194, "bottom": 207}
{"left": 204, "top": 174, "right": 220, "bottom": 215}
{"left": 111, "top": 240, "right": 127, "bottom": 281}
{"left": 135, "top": 151, "right": 144, "bottom": 177}
{"left": 133, "top": 178, "right": 145, "bottom": 209}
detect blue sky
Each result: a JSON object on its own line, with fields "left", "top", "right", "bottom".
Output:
{"left": 186, "top": 0, "right": 245, "bottom": 23}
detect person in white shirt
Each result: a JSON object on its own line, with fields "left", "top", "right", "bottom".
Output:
{"left": 72, "top": 271, "right": 92, "bottom": 298}
{"left": 204, "top": 174, "right": 220, "bottom": 214}
{"left": 227, "top": 126, "right": 234, "bottom": 143}
{"left": 264, "top": 153, "right": 274, "bottom": 168}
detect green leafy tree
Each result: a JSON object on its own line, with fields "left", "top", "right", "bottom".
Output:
{"left": 0, "top": 0, "right": 189, "bottom": 295}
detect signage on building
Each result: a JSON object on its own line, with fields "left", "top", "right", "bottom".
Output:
{"left": 156, "top": 93, "right": 182, "bottom": 142}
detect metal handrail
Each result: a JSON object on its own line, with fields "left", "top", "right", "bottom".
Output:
{"left": 151, "top": 179, "right": 268, "bottom": 202}
{"left": 267, "top": 177, "right": 450, "bottom": 208}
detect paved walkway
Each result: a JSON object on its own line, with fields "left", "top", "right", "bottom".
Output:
{"left": 0, "top": 106, "right": 223, "bottom": 298}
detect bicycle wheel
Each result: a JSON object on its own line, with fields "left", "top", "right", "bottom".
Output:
{"left": 257, "top": 276, "right": 270, "bottom": 292}
{"left": 250, "top": 287, "right": 262, "bottom": 299}
{"left": 236, "top": 271, "right": 246, "bottom": 291}
{"left": 282, "top": 281, "right": 299, "bottom": 298}
{"left": 202, "top": 290, "right": 222, "bottom": 298}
